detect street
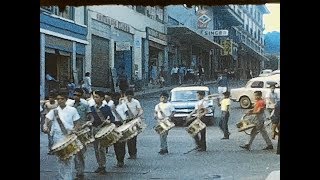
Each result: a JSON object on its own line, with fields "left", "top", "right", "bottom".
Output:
{"left": 40, "top": 82, "right": 280, "bottom": 180}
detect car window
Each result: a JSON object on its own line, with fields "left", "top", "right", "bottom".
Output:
{"left": 251, "top": 81, "right": 264, "bottom": 88}
{"left": 171, "top": 90, "right": 208, "bottom": 101}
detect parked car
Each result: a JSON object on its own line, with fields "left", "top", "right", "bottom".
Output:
{"left": 230, "top": 74, "right": 280, "bottom": 109}
{"left": 270, "top": 69, "right": 280, "bottom": 75}
{"left": 259, "top": 69, "right": 273, "bottom": 77}
{"left": 169, "top": 86, "right": 215, "bottom": 126}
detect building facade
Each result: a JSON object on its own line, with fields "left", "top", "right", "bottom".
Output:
{"left": 40, "top": 6, "right": 88, "bottom": 99}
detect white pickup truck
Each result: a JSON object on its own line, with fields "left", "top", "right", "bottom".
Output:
{"left": 230, "top": 74, "right": 280, "bottom": 109}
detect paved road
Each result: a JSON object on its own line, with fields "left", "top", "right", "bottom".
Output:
{"left": 40, "top": 81, "right": 280, "bottom": 180}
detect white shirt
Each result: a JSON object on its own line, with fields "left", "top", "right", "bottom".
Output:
{"left": 113, "top": 103, "right": 128, "bottom": 122}
{"left": 125, "top": 98, "right": 142, "bottom": 116}
{"left": 87, "top": 98, "right": 95, "bottom": 107}
{"left": 195, "top": 99, "right": 212, "bottom": 113}
{"left": 45, "top": 106, "right": 80, "bottom": 138}
{"left": 105, "top": 100, "right": 115, "bottom": 109}
{"left": 66, "top": 98, "right": 89, "bottom": 107}
{"left": 265, "top": 91, "right": 279, "bottom": 109}
{"left": 155, "top": 102, "right": 175, "bottom": 119}
{"left": 84, "top": 76, "right": 92, "bottom": 91}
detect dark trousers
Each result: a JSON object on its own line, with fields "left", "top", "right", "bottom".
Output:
{"left": 193, "top": 128, "right": 206, "bottom": 150}
{"left": 219, "top": 111, "right": 230, "bottom": 137}
{"left": 114, "top": 142, "right": 126, "bottom": 163}
{"left": 127, "top": 136, "right": 137, "bottom": 156}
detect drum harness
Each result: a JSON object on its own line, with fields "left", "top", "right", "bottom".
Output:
{"left": 53, "top": 109, "right": 68, "bottom": 135}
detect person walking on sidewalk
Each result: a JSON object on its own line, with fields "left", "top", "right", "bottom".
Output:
{"left": 124, "top": 90, "right": 144, "bottom": 159}
{"left": 218, "top": 91, "right": 231, "bottom": 140}
{"left": 240, "top": 91, "right": 273, "bottom": 151}
{"left": 154, "top": 91, "right": 175, "bottom": 155}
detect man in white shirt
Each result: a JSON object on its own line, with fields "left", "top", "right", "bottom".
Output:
{"left": 43, "top": 92, "right": 80, "bottom": 180}
{"left": 187, "top": 91, "right": 209, "bottom": 151}
{"left": 112, "top": 92, "right": 130, "bottom": 167}
{"left": 154, "top": 92, "right": 175, "bottom": 155}
{"left": 124, "top": 90, "right": 144, "bottom": 159}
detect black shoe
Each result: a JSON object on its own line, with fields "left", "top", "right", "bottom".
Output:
{"left": 262, "top": 145, "right": 274, "bottom": 150}
{"left": 240, "top": 144, "right": 250, "bottom": 151}
{"left": 221, "top": 136, "right": 229, "bottom": 140}
{"left": 94, "top": 167, "right": 105, "bottom": 173}
{"left": 128, "top": 154, "right": 137, "bottom": 159}
{"left": 158, "top": 149, "right": 168, "bottom": 155}
{"left": 74, "top": 174, "right": 84, "bottom": 180}
{"left": 198, "top": 148, "right": 206, "bottom": 152}
{"left": 117, "top": 161, "right": 124, "bottom": 167}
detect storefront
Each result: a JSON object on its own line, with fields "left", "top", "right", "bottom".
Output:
{"left": 146, "top": 27, "right": 167, "bottom": 83}
{"left": 40, "top": 11, "right": 88, "bottom": 99}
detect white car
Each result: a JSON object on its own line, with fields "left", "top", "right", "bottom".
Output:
{"left": 230, "top": 74, "right": 280, "bottom": 109}
{"left": 258, "top": 69, "right": 273, "bottom": 77}
{"left": 169, "top": 86, "right": 215, "bottom": 126}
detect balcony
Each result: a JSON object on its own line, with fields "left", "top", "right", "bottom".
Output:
{"left": 212, "top": 6, "right": 243, "bottom": 27}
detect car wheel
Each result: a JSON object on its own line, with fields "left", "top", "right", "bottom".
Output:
{"left": 240, "top": 96, "right": 251, "bottom": 109}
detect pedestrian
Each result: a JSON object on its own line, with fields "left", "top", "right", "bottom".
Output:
{"left": 170, "top": 65, "right": 178, "bottom": 85}
{"left": 42, "top": 91, "right": 81, "bottom": 180}
{"left": 265, "top": 83, "right": 280, "bottom": 139}
{"left": 271, "top": 100, "right": 280, "bottom": 154}
{"left": 117, "top": 66, "right": 129, "bottom": 94}
{"left": 124, "top": 90, "right": 144, "bottom": 159}
{"left": 159, "top": 66, "right": 165, "bottom": 88}
{"left": 178, "top": 64, "right": 186, "bottom": 85}
{"left": 111, "top": 92, "right": 130, "bottom": 167}
{"left": 240, "top": 91, "right": 273, "bottom": 151}
{"left": 72, "top": 88, "right": 93, "bottom": 179}
{"left": 217, "top": 70, "right": 229, "bottom": 97}
{"left": 41, "top": 92, "right": 58, "bottom": 153}
{"left": 84, "top": 72, "right": 92, "bottom": 94}
{"left": 198, "top": 64, "right": 204, "bottom": 85}
{"left": 154, "top": 91, "right": 175, "bottom": 155}
{"left": 218, "top": 91, "right": 231, "bottom": 139}
{"left": 90, "top": 90, "right": 115, "bottom": 174}
{"left": 67, "top": 78, "right": 76, "bottom": 99}
{"left": 186, "top": 91, "right": 210, "bottom": 151}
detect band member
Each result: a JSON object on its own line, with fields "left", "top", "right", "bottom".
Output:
{"left": 72, "top": 88, "right": 93, "bottom": 179}
{"left": 41, "top": 92, "right": 58, "bottom": 152}
{"left": 112, "top": 92, "right": 130, "bottom": 167}
{"left": 271, "top": 100, "right": 280, "bottom": 154}
{"left": 154, "top": 91, "right": 175, "bottom": 155}
{"left": 240, "top": 91, "right": 273, "bottom": 151}
{"left": 187, "top": 91, "right": 210, "bottom": 152}
{"left": 124, "top": 90, "right": 144, "bottom": 159}
{"left": 218, "top": 91, "right": 231, "bottom": 139}
{"left": 105, "top": 92, "right": 115, "bottom": 108}
{"left": 90, "top": 90, "right": 115, "bottom": 174}
{"left": 43, "top": 92, "right": 80, "bottom": 180}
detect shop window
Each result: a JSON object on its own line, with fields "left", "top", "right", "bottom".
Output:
{"left": 136, "top": 6, "right": 146, "bottom": 15}
{"left": 40, "top": 6, "right": 74, "bottom": 20}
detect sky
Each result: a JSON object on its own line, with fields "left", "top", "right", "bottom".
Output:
{"left": 263, "top": 3, "right": 280, "bottom": 33}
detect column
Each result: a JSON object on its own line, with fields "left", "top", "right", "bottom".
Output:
{"left": 85, "top": 10, "right": 92, "bottom": 73}
{"left": 72, "top": 42, "right": 78, "bottom": 86}
{"left": 133, "top": 34, "right": 142, "bottom": 79}
{"left": 143, "top": 39, "right": 149, "bottom": 82}
{"left": 40, "top": 33, "right": 46, "bottom": 100}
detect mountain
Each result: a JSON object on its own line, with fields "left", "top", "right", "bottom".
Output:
{"left": 264, "top": 31, "right": 280, "bottom": 55}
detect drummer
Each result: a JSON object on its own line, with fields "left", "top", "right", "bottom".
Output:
{"left": 154, "top": 91, "right": 175, "bottom": 155}
{"left": 90, "top": 90, "right": 115, "bottom": 174}
{"left": 123, "top": 89, "right": 144, "bottom": 159}
{"left": 43, "top": 91, "right": 81, "bottom": 180}
{"left": 186, "top": 91, "right": 209, "bottom": 152}
{"left": 72, "top": 88, "right": 93, "bottom": 179}
{"left": 111, "top": 92, "right": 130, "bottom": 167}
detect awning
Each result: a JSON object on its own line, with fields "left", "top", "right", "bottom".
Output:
{"left": 240, "top": 42, "right": 269, "bottom": 62}
{"left": 168, "top": 25, "right": 224, "bottom": 50}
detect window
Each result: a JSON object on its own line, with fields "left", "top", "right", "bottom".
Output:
{"left": 40, "top": 6, "right": 74, "bottom": 20}
{"left": 136, "top": 6, "right": 146, "bottom": 15}
{"left": 251, "top": 81, "right": 264, "bottom": 88}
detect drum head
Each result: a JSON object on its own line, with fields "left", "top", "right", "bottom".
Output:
{"left": 116, "top": 123, "right": 132, "bottom": 132}
{"left": 51, "top": 134, "right": 77, "bottom": 151}
{"left": 95, "top": 124, "right": 115, "bottom": 138}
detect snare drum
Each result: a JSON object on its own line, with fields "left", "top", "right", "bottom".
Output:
{"left": 186, "top": 118, "right": 206, "bottom": 137}
{"left": 154, "top": 118, "right": 175, "bottom": 135}
{"left": 75, "top": 127, "right": 95, "bottom": 146}
{"left": 130, "top": 117, "right": 147, "bottom": 134}
{"left": 50, "top": 134, "right": 83, "bottom": 161}
{"left": 116, "top": 121, "right": 139, "bottom": 142}
{"left": 95, "top": 124, "right": 122, "bottom": 147}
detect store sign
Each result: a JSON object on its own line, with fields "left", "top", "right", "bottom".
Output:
{"left": 221, "top": 39, "right": 232, "bottom": 55}
{"left": 116, "top": 42, "right": 131, "bottom": 51}
{"left": 146, "top": 27, "right": 167, "bottom": 46}
{"left": 201, "top": 30, "right": 229, "bottom": 36}
{"left": 96, "top": 13, "right": 131, "bottom": 33}
{"left": 197, "top": 9, "right": 211, "bottom": 29}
